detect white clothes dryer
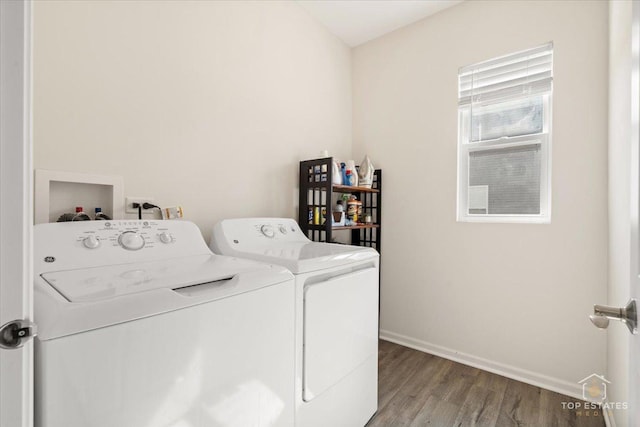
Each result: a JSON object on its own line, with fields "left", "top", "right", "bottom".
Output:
{"left": 34, "top": 220, "right": 296, "bottom": 427}
{"left": 210, "top": 218, "right": 379, "bottom": 427}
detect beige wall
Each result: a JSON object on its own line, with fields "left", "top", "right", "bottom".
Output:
{"left": 33, "top": 0, "right": 351, "bottom": 240}
{"left": 353, "top": 0, "right": 608, "bottom": 396}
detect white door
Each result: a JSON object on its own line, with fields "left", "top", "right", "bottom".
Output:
{"left": 631, "top": 3, "right": 640, "bottom": 425}
{"left": 0, "top": 1, "right": 34, "bottom": 427}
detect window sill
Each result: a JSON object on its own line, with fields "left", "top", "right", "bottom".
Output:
{"left": 457, "top": 214, "right": 551, "bottom": 224}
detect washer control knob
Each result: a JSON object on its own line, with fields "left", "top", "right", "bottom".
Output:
{"left": 82, "top": 235, "right": 100, "bottom": 249}
{"left": 158, "top": 232, "right": 173, "bottom": 244}
{"left": 261, "top": 225, "right": 275, "bottom": 238}
{"left": 118, "top": 231, "right": 145, "bottom": 251}
{"left": 279, "top": 225, "right": 287, "bottom": 234}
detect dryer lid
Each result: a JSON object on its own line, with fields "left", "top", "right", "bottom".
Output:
{"left": 210, "top": 218, "right": 379, "bottom": 274}
{"left": 222, "top": 242, "right": 378, "bottom": 274}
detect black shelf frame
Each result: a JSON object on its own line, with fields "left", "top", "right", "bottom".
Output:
{"left": 298, "top": 157, "right": 382, "bottom": 253}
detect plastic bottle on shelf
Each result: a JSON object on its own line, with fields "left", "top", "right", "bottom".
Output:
{"left": 332, "top": 160, "right": 342, "bottom": 185}
{"left": 346, "top": 160, "right": 359, "bottom": 186}
{"left": 346, "top": 170, "right": 357, "bottom": 186}
{"left": 94, "top": 207, "right": 112, "bottom": 220}
{"left": 71, "top": 206, "right": 91, "bottom": 221}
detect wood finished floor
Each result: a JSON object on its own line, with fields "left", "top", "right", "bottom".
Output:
{"left": 367, "top": 340, "right": 605, "bottom": 427}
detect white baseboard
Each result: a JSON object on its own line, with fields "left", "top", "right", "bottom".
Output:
{"left": 379, "top": 329, "right": 583, "bottom": 400}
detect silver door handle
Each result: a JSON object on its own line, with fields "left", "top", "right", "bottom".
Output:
{"left": 0, "top": 319, "right": 37, "bottom": 349}
{"left": 589, "top": 299, "right": 637, "bottom": 334}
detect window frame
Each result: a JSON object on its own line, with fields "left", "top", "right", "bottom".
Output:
{"left": 456, "top": 93, "right": 552, "bottom": 223}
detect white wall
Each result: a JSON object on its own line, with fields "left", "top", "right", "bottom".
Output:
{"left": 608, "top": 2, "right": 632, "bottom": 425}
{"left": 353, "top": 0, "right": 608, "bottom": 397}
{"left": 33, "top": 0, "right": 351, "bottom": 240}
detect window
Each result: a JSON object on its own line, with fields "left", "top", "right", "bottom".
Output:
{"left": 457, "top": 43, "right": 553, "bottom": 223}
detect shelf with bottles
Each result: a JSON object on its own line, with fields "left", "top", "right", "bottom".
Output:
{"left": 332, "top": 184, "right": 380, "bottom": 194}
{"left": 306, "top": 223, "right": 380, "bottom": 231}
{"left": 332, "top": 223, "right": 380, "bottom": 231}
{"left": 299, "top": 157, "right": 381, "bottom": 251}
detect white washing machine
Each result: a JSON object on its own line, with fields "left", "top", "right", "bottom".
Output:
{"left": 210, "top": 218, "right": 379, "bottom": 427}
{"left": 34, "top": 220, "right": 296, "bottom": 427}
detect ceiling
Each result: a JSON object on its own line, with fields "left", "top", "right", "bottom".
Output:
{"left": 298, "top": 0, "right": 463, "bottom": 47}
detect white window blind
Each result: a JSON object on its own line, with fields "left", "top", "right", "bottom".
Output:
{"left": 457, "top": 43, "right": 553, "bottom": 223}
{"left": 459, "top": 43, "right": 553, "bottom": 106}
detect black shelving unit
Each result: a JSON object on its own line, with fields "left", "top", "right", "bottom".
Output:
{"left": 298, "top": 157, "right": 381, "bottom": 252}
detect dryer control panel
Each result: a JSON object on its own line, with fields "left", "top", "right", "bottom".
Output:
{"left": 210, "top": 218, "right": 310, "bottom": 255}
{"left": 35, "top": 220, "right": 211, "bottom": 273}
{"left": 256, "top": 221, "right": 302, "bottom": 240}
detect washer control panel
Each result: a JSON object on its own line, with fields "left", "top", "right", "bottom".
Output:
{"left": 35, "top": 220, "right": 207, "bottom": 272}
{"left": 118, "top": 231, "right": 146, "bottom": 251}
{"left": 73, "top": 221, "right": 176, "bottom": 251}
{"left": 82, "top": 235, "right": 101, "bottom": 249}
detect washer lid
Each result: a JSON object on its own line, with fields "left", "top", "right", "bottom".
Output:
{"left": 35, "top": 254, "right": 294, "bottom": 340}
{"left": 222, "top": 242, "right": 378, "bottom": 274}
{"left": 41, "top": 254, "right": 242, "bottom": 302}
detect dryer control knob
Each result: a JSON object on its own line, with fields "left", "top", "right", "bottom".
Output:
{"left": 261, "top": 225, "right": 275, "bottom": 238}
{"left": 82, "top": 235, "right": 100, "bottom": 249}
{"left": 158, "top": 232, "right": 173, "bottom": 244}
{"left": 118, "top": 231, "right": 145, "bottom": 251}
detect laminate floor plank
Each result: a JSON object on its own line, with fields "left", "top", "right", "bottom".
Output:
{"left": 495, "top": 378, "right": 542, "bottom": 426}
{"left": 429, "top": 362, "right": 480, "bottom": 407}
{"left": 369, "top": 351, "right": 432, "bottom": 427}
{"left": 409, "top": 395, "right": 461, "bottom": 427}
{"left": 376, "top": 345, "right": 430, "bottom": 413}
{"left": 538, "top": 389, "right": 578, "bottom": 427}
{"left": 367, "top": 340, "right": 605, "bottom": 427}
{"left": 474, "top": 369, "right": 510, "bottom": 395}
{"left": 377, "top": 339, "right": 400, "bottom": 366}
{"left": 378, "top": 340, "right": 417, "bottom": 375}
{"left": 453, "top": 384, "right": 504, "bottom": 427}
{"left": 538, "top": 389, "right": 606, "bottom": 427}
{"left": 369, "top": 354, "right": 449, "bottom": 427}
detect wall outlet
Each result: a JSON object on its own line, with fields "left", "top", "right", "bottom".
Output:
{"left": 125, "top": 196, "right": 155, "bottom": 214}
